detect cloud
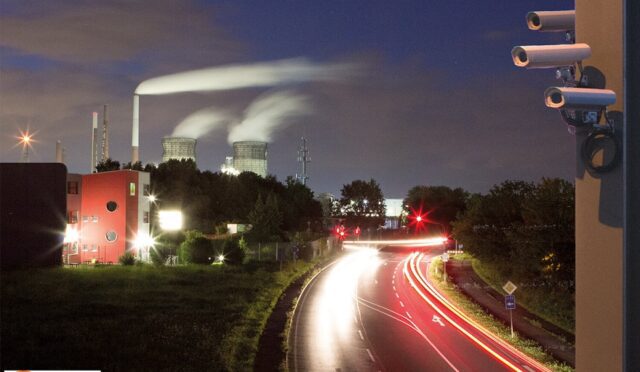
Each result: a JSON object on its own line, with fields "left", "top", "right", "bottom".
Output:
{"left": 0, "top": 0, "right": 240, "bottom": 64}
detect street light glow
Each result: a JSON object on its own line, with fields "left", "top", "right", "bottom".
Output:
{"left": 158, "top": 210, "right": 183, "bottom": 231}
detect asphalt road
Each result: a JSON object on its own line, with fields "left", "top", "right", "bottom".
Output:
{"left": 287, "top": 246, "right": 549, "bottom": 372}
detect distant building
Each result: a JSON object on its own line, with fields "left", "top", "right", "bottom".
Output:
{"left": 384, "top": 198, "right": 404, "bottom": 229}
{"left": 1, "top": 163, "right": 67, "bottom": 269}
{"left": 62, "top": 170, "right": 151, "bottom": 264}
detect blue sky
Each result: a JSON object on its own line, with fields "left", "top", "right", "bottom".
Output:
{"left": 0, "top": 0, "right": 575, "bottom": 196}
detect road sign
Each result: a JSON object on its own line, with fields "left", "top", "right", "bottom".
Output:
{"left": 505, "top": 294, "right": 516, "bottom": 310}
{"left": 442, "top": 253, "right": 449, "bottom": 262}
{"left": 502, "top": 280, "right": 518, "bottom": 295}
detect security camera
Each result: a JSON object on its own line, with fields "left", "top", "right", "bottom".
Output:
{"left": 526, "top": 10, "right": 575, "bottom": 32}
{"left": 511, "top": 43, "right": 591, "bottom": 69}
{"left": 544, "top": 87, "right": 616, "bottom": 110}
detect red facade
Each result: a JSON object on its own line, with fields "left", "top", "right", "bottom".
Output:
{"left": 63, "top": 170, "right": 150, "bottom": 264}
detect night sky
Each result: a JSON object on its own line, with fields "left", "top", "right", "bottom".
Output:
{"left": 0, "top": 0, "right": 575, "bottom": 197}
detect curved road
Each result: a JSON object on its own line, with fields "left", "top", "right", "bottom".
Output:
{"left": 288, "top": 246, "right": 548, "bottom": 372}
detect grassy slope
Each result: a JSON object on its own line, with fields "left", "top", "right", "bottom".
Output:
{"left": 1, "top": 260, "right": 317, "bottom": 371}
{"left": 469, "top": 258, "right": 575, "bottom": 335}
{"left": 430, "top": 257, "right": 573, "bottom": 372}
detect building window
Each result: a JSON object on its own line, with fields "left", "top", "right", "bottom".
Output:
{"left": 91, "top": 244, "right": 97, "bottom": 252}
{"left": 143, "top": 211, "right": 150, "bottom": 224}
{"left": 105, "top": 231, "right": 117, "bottom": 242}
{"left": 68, "top": 210, "right": 78, "bottom": 224}
{"left": 69, "top": 243, "right": 78, "bottom": 255}
{"left": 92, "top": 216, "right": 99, "bottom": 223}
{"left": 82, "top": 244, "right": 88, "bottom": 251}
{"left": 143, "top": 184, "right": 150, "bottom": 196}
{"left": 67, "top": 181, "right": 78, "bottom": 194}
{"left": 129, "top": 182, "right": 136, "bottom": 196}
{"left": 82, "top": 215, "right": 89, "bottom": 223}
{"left": 106, "top": 201, "right": 118, "bottom": 212}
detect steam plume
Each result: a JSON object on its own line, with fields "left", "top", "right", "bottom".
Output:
{"left": 228, "top": 90, "right": 311, "bottom": 144}
{"left": 172, "top": 107, "right": 231, "bottom": 139}
{"left": 135, "top": 58, "right": 355, "bottom": 95}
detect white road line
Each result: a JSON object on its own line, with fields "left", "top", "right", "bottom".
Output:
{"left": 358, "top": 330, "right": 365, "bottom": 341}
{"left": 395, "top": 293, "right": 400, "bottom": 298}
{"left": 354, "top": 316, "right": 358, "bottom": 324}
{"left": 406, "top": 312, "right": 412, "bottom": 319}
{"left": 522, "top": 365, "right": 535, "bottom": 372}
{"left": 374, "top": 279, "right": 378, "bottom": 284}
{"left": 399, "top": 301, "right": 405, "bottom": 308}
{"left": 366, "top": 348, "right": 375, "bottom": 362}
{"left": 393, "top": 286, "right": 396, "bottom": 291}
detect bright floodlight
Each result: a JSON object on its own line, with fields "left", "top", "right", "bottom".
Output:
{"left": 148, "top": 194, "right": 157, "bottom": 203}
{"left": 133, "top": 231, "right": 156, "bottom": 248}
{"left": 63, "top": 225, "right": 79, "bottom": 243}
{"left": 217, "top": 254, "right": 225, "bottom": 263}
{"left": 158, "top": 210, "right": 183, "bottom": 231}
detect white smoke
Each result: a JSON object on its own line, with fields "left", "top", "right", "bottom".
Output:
{"left": 228, "top": 90, "right": 311, "bottom": 144}
{"left": 171, "top": 107, "right": 231, "bottom": 139}
{"left": 135, "top": 58, "right": 356, "bottom": 95}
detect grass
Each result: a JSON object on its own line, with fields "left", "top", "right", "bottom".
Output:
{"left": 430, "top": 257, "right": 573, "bottom": 372}
{"left": 1, "top": 259, "right": 321, "bottom": 371}
{"left": 469, "top": 258, "right": 575, "bottom": 334}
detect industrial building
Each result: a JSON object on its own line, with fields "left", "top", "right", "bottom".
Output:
{"left": 232, "top": 141, "right": 268, "bottom": 177}
{"left": 1, "top": 163, "right": 67, "bottom": 269}
{"left": 62, "top": 169, "right": 152, "bottom": 264}
{"left": 162, "top": 136, "right": 197, "bottom": 163}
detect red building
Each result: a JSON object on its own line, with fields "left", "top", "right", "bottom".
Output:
{"left": 63, "top": 170, "right": 151, "bottom": 264}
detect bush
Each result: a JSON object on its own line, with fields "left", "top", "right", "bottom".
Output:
{"left": 219, "top": 238, "right": 245, "bottom": 265}
{"left": 119, "top": 251, "right": 136, "bottom": 265}
{"left": 149, "top": 245, "right": 173, "bottom": 266}
{"left": 179, "top": 231, "right": 214, "bottom": 264}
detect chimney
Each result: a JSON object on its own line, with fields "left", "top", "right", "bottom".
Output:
{"left": 91, "top": 112, "right": 98, "bottom": 172}
{"left": 101, "top": 104, "right": 109, "bottom": 161}
{"left": 55, "top": 140, "right": 63, "bottom": 163}
{"left": 132, "top": 94, "right": 140, "bottom": 164}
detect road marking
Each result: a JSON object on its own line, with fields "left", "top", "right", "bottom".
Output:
{"left": 432, "top": 315, "right": 445, "bottom": 327}
{"left": 354, "top": 316, "right": 358, "bottom": 324}
{"left": 399, "top": 301, "right": 405, "bottom": 308}
{"left": 406, "top": 312, "right": 412, "bottom": 319}
{"left": 393, "top": 286, "right": 396, "bottom": 291}
{"left": 522, "top": 365, "right": 535, "bottom": 372}
{"left": 395, "top": 293, "right": 400, "bottom": 298}
{"left": 358, "top": 330, "right": 364, "bottom": 341}
{"left": 374, "top": 279, "right": 378, "bottom": 284}
{"left": 366, "top": 348, "right": 375, "bottom": 362}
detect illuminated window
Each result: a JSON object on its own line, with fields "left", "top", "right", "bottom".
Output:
{"left": 106, "top": 201, "right": 118, "bottom": 212}
{"left": 67, "top": 181, "right": 78, "bottom": 194}
{"left": 143, "top": 184, "right": 150, "bottom": 196}
{"left": 143, "top": 211, "right": 150, "bottom": 223}
{"left": 82, "top": 215, "right": 89, "bottom": 223}
{"left": 69, "top": 243, "right": 78, "bottom": 255}
{"left": 106, "top": 231, "right": 117, "bottom": 242}
{"left": 93, "top": 216, "right": 99, "bottom": 222}
{"left": 129, "top": 182, "right": 136, "bottom": 196}
{"left": 68, "top": 210, "right": 78, "bottom": 224}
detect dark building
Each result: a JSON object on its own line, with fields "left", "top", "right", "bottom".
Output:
{"left": 1, "top": 163, "right": 67, "bottom": 269}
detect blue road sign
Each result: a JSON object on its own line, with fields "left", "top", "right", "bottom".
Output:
{"left": 505, "top": 294, "right": 516, "bottom": 310}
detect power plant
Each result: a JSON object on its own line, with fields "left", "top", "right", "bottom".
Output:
{"left": 232, "top": 141, "right": 268, "bottom": 177}
{"left": 162, "top": 137, "right": 197, "bottom": 163}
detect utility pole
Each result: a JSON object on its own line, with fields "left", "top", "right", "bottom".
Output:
{"left": 296, "top": 137, "right": 310, "bottom": 185}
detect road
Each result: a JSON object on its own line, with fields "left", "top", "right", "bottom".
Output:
{"left": 287, "top": 245, "right": 549, "bottom": 372}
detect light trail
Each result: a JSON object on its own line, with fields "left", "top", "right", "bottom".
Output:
{"left": 343, "top": 236, "right": 448, "bottom": 246}
{"left": 403, "top": 252, "right": 551, "bottom": 372}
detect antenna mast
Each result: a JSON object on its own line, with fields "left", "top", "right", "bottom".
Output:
{"left": 296, "top": 137, "right": 310, "bottom": 185}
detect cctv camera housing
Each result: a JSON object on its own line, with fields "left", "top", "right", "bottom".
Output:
{"left": 511, "top": 43, "right": 591, "bottom": 69}
{"left": 526, "top": 10, "right": 575, "bottom": 32}
{"left": 544, "top": 87, "right": 616, "bottom": 110}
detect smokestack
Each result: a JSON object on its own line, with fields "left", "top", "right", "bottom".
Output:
{"left": 101, "top": 105, "right": 109, "bottom": 161}
{"left": 55, "top": 140, "right": 63, "bottom": 163}
{"left": 91, "top": 112, "right": 98, "bottom": 172}
{"left": 132, "top": 94, "right": 140, "bottom": 164}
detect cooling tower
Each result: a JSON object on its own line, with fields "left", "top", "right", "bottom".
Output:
{"left": 162, "top": 137, "right": 197, "bottom": 163}
{"left": 233, "top": 141, "right": 267, "bottom": 177}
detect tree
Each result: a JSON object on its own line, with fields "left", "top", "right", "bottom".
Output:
{"left": 246, "top": 193, "right": 283, "bottom": 242}
{"left": 179, "top": 230, "right": 213, "bottom": 264}
{"left": 122, "top": 161, "right": 143, "bottom": 170}
{"left": 402, "top": 185, "right": 467, "bottom": 235}
{"left": 336, "top": 179, "right": 385, "bottom": 228}
{"left": 95, "top": 158, "right": 120, "bottom": 172}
